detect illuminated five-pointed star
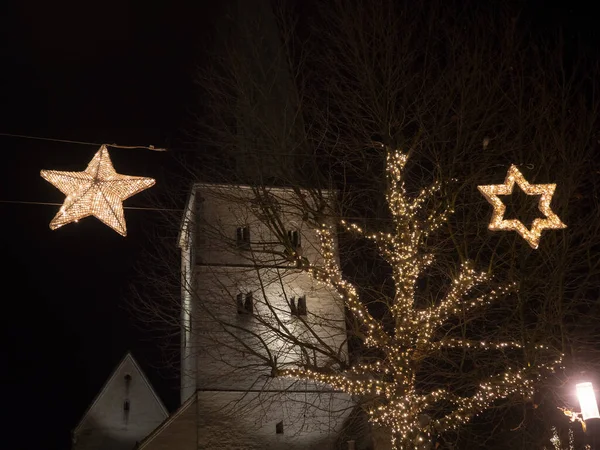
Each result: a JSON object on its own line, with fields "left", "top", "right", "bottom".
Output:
{"left": 41, "top": 145, "right": 155, "bottom": 236}
{"left": 477, "top": 165, "right": 566, "bottom": 249}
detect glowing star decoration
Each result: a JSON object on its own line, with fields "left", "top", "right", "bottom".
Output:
{"left": 40, "top": 145, "right": 155, "bottom": 236}
{"left": 477, "top": 165, "right": 566, "bottom": 249}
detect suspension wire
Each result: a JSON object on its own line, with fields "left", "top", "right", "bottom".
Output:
{"left": 0, "top": 132, "right": 167, "bottom": 151}
{"left": 0, "top": 132, "right": 398, "bottom": 221}
{"left": 0, "top": 199, "right": 399, "bottom": 222}
{"left": 0, "top": 131, "right": 389, "bottom": 157}
{"left": 0, "top": 199, "right": 183, "bottom": 212}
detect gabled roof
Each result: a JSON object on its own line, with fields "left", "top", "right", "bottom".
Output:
{"left": 73, "top": 351, "right": 169, "bottom": 434}
{"left": 137, "top": 393, "right": 197, "bottom": 449}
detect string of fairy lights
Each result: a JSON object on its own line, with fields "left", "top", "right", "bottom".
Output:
{"left": 281, "top": 146, "right": 565, "bottom": 449}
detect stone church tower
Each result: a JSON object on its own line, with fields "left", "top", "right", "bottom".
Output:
{"left": 140, "top": 1, "right": 372, "bottom": 448}
{"left": 171, "top": 184, "right": 356, "bottom": 449}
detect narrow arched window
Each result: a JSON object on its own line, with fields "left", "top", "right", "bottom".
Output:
{"left": 123, "top": 399, "right": 131, "bottom": 424}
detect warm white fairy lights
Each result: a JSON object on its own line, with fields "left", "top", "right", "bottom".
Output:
{"left": 549, "top": 426, "right": 575, "bottom": 450}
{"left": 40, "top": 145, "right": 155, "bottom": 236}
{"left": 477, "top": 164, "right": 566, "bottom": 249}
{"left": 282, "top": 149, "right": 562, "bottom": 449}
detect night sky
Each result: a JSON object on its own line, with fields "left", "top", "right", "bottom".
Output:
{"left": 1, "top": 2, "right": 599, "bottom": 450}
{"left": 0, "top": 1, "right": 216, "bottom": 449}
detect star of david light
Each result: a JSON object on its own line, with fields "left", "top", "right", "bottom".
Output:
{"left": 477, "top": 165, "right": 566, "bottom": 249}
{"left": 41, "top": 145, "right": 155, "bottom": 236}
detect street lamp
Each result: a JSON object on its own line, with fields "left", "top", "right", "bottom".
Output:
{"left": 577, "top": 382, "right": 600, "bottom": 449}
{"left": 577, "top": 382, "right": 600, "bottom": 421}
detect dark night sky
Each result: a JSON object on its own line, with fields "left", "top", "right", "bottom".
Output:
{"left": 0, "top": 1, "right": 598, "bottom": 450}
{"left": 0, "top": 1, "right": 217, "bottom": 449}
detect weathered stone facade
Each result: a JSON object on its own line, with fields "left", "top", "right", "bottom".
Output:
{"left": 173, "top": 184, "right": 359, "bottom": 449}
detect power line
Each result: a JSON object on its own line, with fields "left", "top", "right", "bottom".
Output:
{"left": 0, "top": 131, "right": 389, "bottom": 157}
{"left": 0, "top": 132, "right": 167, "bottom": 151}
{"left": 0, "top": 131, "right": 292, "bottom": 155}
{"left": 0, "top": 199, "right": 401, "bottom": 222}
{"left": 0, "top": 199, "right": 182, "bottom": 212}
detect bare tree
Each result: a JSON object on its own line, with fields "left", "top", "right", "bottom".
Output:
{"left": 134, "top": 1, "right": 600, "bottom": 449}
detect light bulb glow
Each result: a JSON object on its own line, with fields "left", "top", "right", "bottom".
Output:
{"left": 576, "top": 382, "right": 600, "bottom": 421}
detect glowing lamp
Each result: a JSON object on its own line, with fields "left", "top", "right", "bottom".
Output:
{"left": 577, "top": 382, "right": 600, "bottom": 421}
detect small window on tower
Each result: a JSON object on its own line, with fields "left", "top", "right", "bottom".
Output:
{"left": 237, "top": 292, "right": 254, "bottom": 314}
{"left": 236, "top": 293, "right": 245, "bottom": 314}
{"left": 236, "top": 226, "right": 251, "bottom": 250}
{"left": 289, "top": 296, "right": 297, "bottom": 316}
{"left": 244, "top": 292, "right": 254, "bottom": 314}
{"left": 287, "top": 230, "right": 301, "bottom": 248}
{"left": 276, "top": 421, "right": 284, "bottom": 434}
{"left": 297, "top": 295, "right": 307, "bottom": 316}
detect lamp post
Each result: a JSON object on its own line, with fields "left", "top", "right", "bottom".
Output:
{"left": 576, "top": 382, "right": 600, "bottom": 449}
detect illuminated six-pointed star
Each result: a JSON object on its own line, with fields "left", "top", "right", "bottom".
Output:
{"left": 41, "top": 145, "right": 155, "bottom": 236}
{"left": 477, "top": 165, "right": 566, "bottom": 249}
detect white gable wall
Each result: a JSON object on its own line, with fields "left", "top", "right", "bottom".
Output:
{"left": 73, "top": 354, "right": 168, "bottom": 450}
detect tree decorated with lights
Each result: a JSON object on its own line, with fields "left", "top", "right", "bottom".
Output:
{"left": 278, "top": 147, "right": 562, "bottom": 449}
{"left": 134, "top": 1, "right": 600, "bottom": 448}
